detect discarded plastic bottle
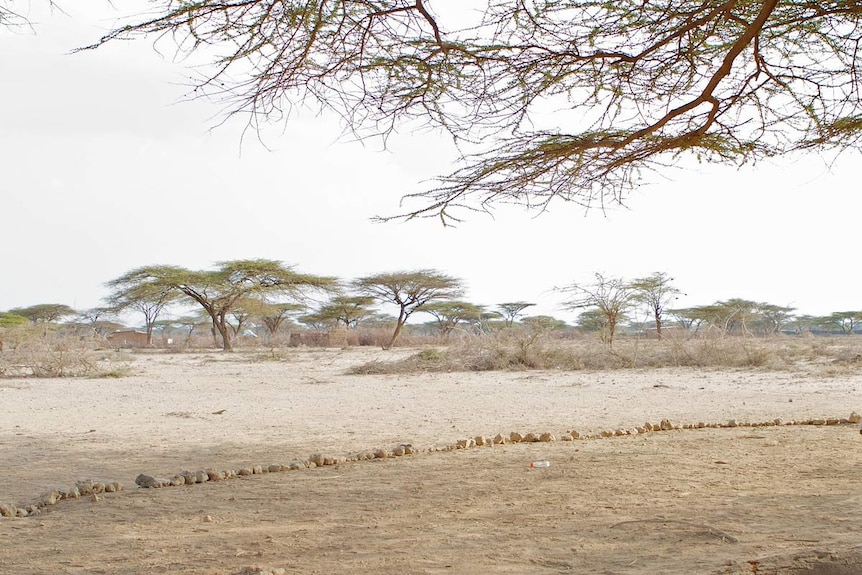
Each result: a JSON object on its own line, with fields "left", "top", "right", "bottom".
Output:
{"left": 530, "top": 460, "right": 551, "bottom": 468}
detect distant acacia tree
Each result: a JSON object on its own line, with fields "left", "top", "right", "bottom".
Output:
{"left": 561, "top": 274, "right": 635, "bottom": 346}
{"left": 110, "top": 260, "right": 334, "bottom": 351}
{"left": 258, "top": 302, "right": 304, "bottom": 340}
{"left": 105, "top": 269, "right": 181, "bottom": 346}
{"left": 630, "top": 272, "right": 681, "bottom": 339}
{"left": 521, "top": 315, "right": 568, "bottom": 333}
{"left": 822, "top": 311, "right": 862, "bottom": 334}
{"left": 576, "top": 309, "right": 609, "bottom": 334}
{"left": 497, "top": 302, "right": 535, "bottom": 328}
{"left": 354, "top": 270, "right": 463, "bottom": 349}
{"left": 86, "top": 1, "right": 862, "bottom": 221}
{"left": 9, "top": 303, "right": 76, "bottom": 324}
{"left": 315, "top": 295, "right": 377, "bottom": 329}
{"left": 420, "top": 301, "right": 483, "bottom": 339}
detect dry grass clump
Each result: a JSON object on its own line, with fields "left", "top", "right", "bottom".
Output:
{"left": 348, "top": 330, "right": 862, "bottom": 374}
{"left": 0, "top": 327, "right": 133, "bottom": 378}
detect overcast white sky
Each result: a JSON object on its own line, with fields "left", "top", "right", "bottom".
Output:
{"left": 1, "top": 3, "right": 859, "bottom": 324}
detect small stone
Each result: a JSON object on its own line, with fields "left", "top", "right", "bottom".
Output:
{"left": 170, "top": 476, "right": 185, "bottom": 487}
{"left": 523, "top": 433, "right": 538, "bottom": 443}
{"left": 104, "top": 483, "right": 117, "bottom": 493}
{"left": 811, "top": 418, "right": 826, "bottom": 425}
{"left": 373, "top": 448, "right": 390, "bottom": 459}
{"left": 268, "top": 464, "right": 284, "bottom": 473}
{"left": 309, "top": 454, "right": 325, "bottom": 467}
{"left": 474, "top": 436, "right": 486, "bottom": 447}
{"left": 570, "top": 430, "right": 580, "bottom": 440}
{"left": 391, "top": 445, "right": 406, "bottom": 456}
{"left": 237, "top": 468, "right": 253, "bottom": 476}
{"left": 39, "top": 491, "right": 61, "bottom": 506}
{"left": 0, "top": 503, "right": 16, "bottom": 517}
{"left": 207, "top": 469, "right": 225, "bottom": 481}
{"left": 826, "top": 418, "right": 840, "bottom": 425}
{"left": 509, "top": 432, "right": 524, "bottom": 443}
{"left": 600, "top": 430, "right": 613, "bottom": 438}
{"left": 306, "top": 461, "right": 317, "bottom": 469}
{"left": 560, "top": 433, "right": 574, "bottom": 441}
{"left": 614, "top": 429, "right": 626, "bottom": 437}
{"left": 322, "top": 457, "right": 337, "bottom": 466}
{"left": 91, "top": 494, "right": 101, "bottom": 503}
{"left": 195, "top": 470, "right": 209, "bottom": 483}
{"left": 135, "top": 474, "right": 161, "bottom": 489}
{"left": 493, "top": 433, "right": 506, "bottom": 444}
{"left": 179, "top": 471, "right": 196, "bottom": 485}
{"left": 848, "top": 412, "right": 861, "bottom": 424}
{"left": 252, "top": 465, "right": 264, "bottom": 474}
{"left": 539, "top": 432, "right": 555, "bottom": 442}
{"left": 76, "top": 481, "right": 95, "bottom": 496}
{"left": 726, "top": 419, "right": 739, "bottom": 428}
{"left": 16, "top": 508, "right": 28, "bottom": 517}
{"left": 402, "top": 444, "right": 415, "bottom": 455}
{"left": 288, "top": 461, "right": 304, "bottom": 470}
{"left": 204, "top": 515, "right": 214, "bottom": 523}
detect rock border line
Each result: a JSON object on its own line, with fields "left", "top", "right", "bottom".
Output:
{"left": 2, "top": 412, "right": 859, "bottom": 520}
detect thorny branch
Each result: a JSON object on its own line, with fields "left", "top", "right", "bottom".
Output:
{"left": 78, "top": 1, "right": 862, "bottom": 223}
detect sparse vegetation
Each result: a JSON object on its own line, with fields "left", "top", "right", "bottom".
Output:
{"left": 348, "top": 331, "right": 862, "bottom": 376}
{"left": 0, "top": 325, "right": 133, "bottom": 378}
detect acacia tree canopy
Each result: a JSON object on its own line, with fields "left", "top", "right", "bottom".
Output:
{"left": 83, "top": 1, "right": 862, "bottom": 222}
{"left": 354, "top": 269, "right": 463, "bottom": 349}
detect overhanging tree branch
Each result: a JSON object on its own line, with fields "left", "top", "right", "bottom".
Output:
{"left": 81, "top": 1, "right": 862, "bottom": 223}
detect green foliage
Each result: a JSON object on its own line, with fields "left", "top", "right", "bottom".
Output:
{"left": 419, "top": 301, "right": 484, "bottom": 338}
{"left": 106, "top": 260, "right": 336, "bottom": 351}
{"left": 8, "top": 303, "right": 76, "bottom": 324}
{"left": 497, "top": 302, "right": 535, "bottom": 328}
{"left": 0, "top": 312, "right": 28, "bottom": 327}
{"left": 354, "top": 269, "right": 463, "bottom": 349}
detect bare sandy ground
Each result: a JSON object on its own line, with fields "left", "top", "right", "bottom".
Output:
{"left": 1, "top": 348, "right": 860, "bottom": 574}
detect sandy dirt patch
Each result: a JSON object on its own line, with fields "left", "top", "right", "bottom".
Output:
{"left": 1, "top": 348, "right": 860, "bottom": 574}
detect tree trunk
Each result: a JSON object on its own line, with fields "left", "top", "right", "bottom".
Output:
{"left": 384, "top": 308, "right": 408, "bottom": 350}
{"left": 215, "top": 316, "right": 233, "bottom": 351}
{"left": 146, "top": 323, "right": 155, "bottom": 347}
{"left": 654, "top": 310, "right": 662, "bottom": 340}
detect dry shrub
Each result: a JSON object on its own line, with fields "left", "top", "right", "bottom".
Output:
{"left": 347, "top": 330, "right": 862, "bottom": 374}
{"left": 349, "top": 348, "right": 456, "bottom": 374}
{"left": 0, "top": 327, "right": 132, "bottom": 378}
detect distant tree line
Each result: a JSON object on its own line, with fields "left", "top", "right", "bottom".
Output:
{"left": 2, "top": 263, "right": 861, "bottom": 352}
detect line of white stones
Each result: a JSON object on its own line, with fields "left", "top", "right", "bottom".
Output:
{"left": 1, "top": 411, "right": 859, "bottom": 520}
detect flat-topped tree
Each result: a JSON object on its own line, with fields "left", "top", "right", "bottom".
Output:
{"left": 105, "top": 269, "right": 182, "bottom": 346}
{"left": 9, "top": 303, "right": 76, "bottom": 324}
{"left": 497, "top": 302, "right": 536, "bottom": 328}
{"left": 420, "top": 301, "right": 483, "bottom": 339}
{"left": 315, "top": 296, "right": 377, "bottom": 329}
{"left": 258, "top": 302, "right": 305, "bottom": 339}
{"left": 353, "top": 270, "right": 463, "bottom": 350}
{"left": 112, "top": 260, "right": 335, "bottom": 351}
